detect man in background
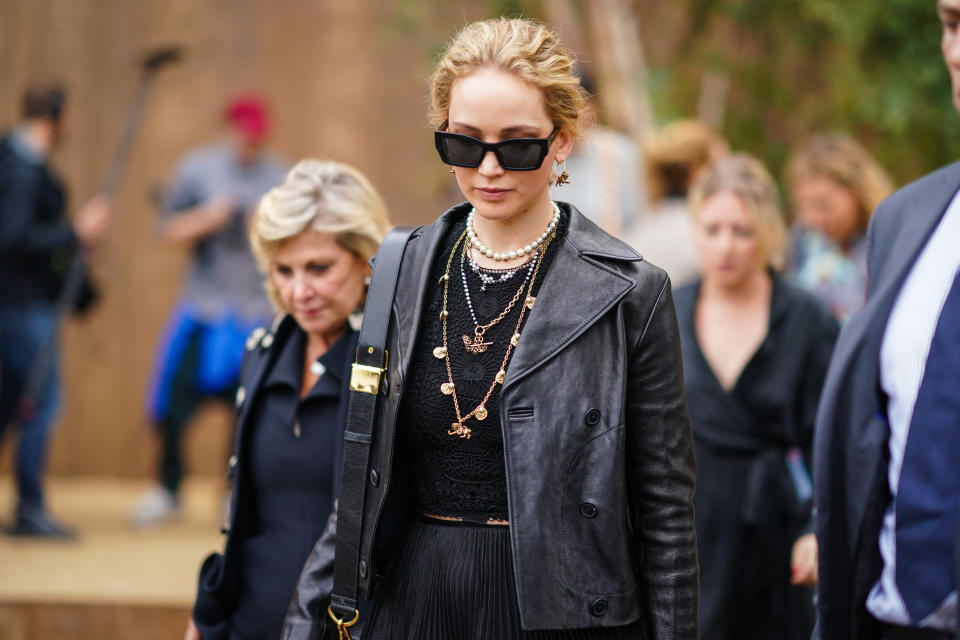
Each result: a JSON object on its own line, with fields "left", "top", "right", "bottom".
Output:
{"left": 814, "top": 1, "right": 960, "bottom": 638}
{"left": 130, "top": 95, "right": 287, "bottom": 528}
{"left": 0, "top": 82, "right": 112, "bottom": 538}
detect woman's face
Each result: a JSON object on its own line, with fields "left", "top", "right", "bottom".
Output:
{"left": 693, "top": 190, "right": 766, "bottom": 288}
{"left": 792, "top": 175, "right": 861, "bottom": 247}
{"left": 270, "top": 230, "right": 368, "bottom": 342}
{"left": 446, "top": 66, "right": 573, "bottom": 223}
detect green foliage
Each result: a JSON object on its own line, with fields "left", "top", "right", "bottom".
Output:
{"left": 663, "top": 0, "right": 960, "bottom": 185}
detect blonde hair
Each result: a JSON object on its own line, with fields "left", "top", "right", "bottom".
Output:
{"left": 250, "top": 159, "right": 391, "bottom": 310}
{"left": 784, "top": 132, "right": 894, "bottom": 230}
{"left": 644, "top": 120, "right": 726, "bottom": 202}
{"left": 429, "top": 18, "right": 588, "bottom": 140}
{"left": 689, "top": 153, "right": 788, "bottom": 270}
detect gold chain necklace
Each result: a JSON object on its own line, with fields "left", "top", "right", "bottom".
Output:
{"left": 459, "top": 240, "right": 534, "bottom": 355}
{"left": 434, "top": 227, "right": 555, "bottom": 439}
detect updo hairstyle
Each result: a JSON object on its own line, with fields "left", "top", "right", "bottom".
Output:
{"left": 429, "top": 18, "right": 588, "bottom": 141}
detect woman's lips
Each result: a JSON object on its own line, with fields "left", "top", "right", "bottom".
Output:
{"left": 476, "top": 187, "right": 510, "bottom": 200}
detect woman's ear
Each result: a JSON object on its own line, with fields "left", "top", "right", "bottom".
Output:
{"left": 555, "top": 128, "right": 575, "bottom": 164}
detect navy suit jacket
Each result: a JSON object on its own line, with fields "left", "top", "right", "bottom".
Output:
{"left": 814, "top": 161, "right": 960, "bottom": 640}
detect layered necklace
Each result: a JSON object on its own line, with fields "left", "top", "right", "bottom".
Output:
{"left": 433, "top": 206, "right": 557, "bottom": 439}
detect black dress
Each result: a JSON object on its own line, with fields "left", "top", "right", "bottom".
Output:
{"left": 362, "top": 212, "right": 643, "bottom": 639}
{"left": 673, "top": 277, "right": 838, "bottom": 640}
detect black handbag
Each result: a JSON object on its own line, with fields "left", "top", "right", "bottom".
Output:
{"left": 326, "top": 225, "right": 417, "bottom": 640}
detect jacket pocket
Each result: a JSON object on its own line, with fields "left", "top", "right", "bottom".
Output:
{"left": 559, "top": 425, "right": 637, "bottom": 595}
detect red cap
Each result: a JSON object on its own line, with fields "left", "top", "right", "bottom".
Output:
{"left": 225, "top": 95, "right": 269, "bottom": 141}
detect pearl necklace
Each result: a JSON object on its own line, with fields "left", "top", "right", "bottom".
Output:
{"left": 466, "top": 201, "right": 560, "bottom": 262}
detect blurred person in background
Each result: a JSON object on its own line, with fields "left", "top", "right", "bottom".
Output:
{"left": 548, "top": 72, "right": 646, "bottom": 238}
{"left": 624, "top": 119, "right": 728, "bottom": 288}
{"left": 674, "top": 154, "right": 837, "bottom": 640}
{"left": 0, "top": 82, "right": 113, "bottom": 538}
{"left": 185, "top": 159, "right": 390, "bottom": 640}
{"left": 785, "top": 133, "right": 894, "bottom": 322}
{"left": 130, "top": 95, "right": 288, "bottom": 528}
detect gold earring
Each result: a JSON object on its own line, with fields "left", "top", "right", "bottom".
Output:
{"left": 449, "top": 168, "right": 455, "bottom": 174}
{"left": 554, "top": 161, "right": 569, "bottom": 187}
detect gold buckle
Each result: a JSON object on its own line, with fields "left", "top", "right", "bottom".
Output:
{"left": 349, "top": 350, "right": 388, "bottom": 395}
{"left": 326, "top": 606, "right": 359, "bottom": 640}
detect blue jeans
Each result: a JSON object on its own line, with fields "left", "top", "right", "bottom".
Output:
{"left": 0, "top": 305, "right": 60, "bottom": 510}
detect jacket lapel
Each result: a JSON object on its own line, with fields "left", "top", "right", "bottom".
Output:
{"left": 391, "top": 210, "right": 456, "bottom": 385}
{"left": 503, "top": 209, "right": 640, "bottom": 389}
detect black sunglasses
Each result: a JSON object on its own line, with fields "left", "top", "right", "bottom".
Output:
{"left": 434, "top": 126, "right": 559, "bottom": 171}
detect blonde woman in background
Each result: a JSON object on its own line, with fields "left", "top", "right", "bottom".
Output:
{"left": 186, "top": 160, "right": 390, "bottom": 640}
{"left": 674, "top": 154, "right": 838, "bottom": 640}
{"left": 284, "top": 17, "right": 697, "bottom": 640}
{"left": 785, "top": 133, "right": 894, "bottom": 321}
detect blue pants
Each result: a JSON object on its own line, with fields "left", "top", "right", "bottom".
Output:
{"left": 0, "top": 305, "right": 60, "bottom": 510}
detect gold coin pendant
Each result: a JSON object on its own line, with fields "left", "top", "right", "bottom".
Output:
{"left": 495, "top": 370, "right": 506, "bottom": 384}
{"left": 433, "top": 346, "right": 447, "bottom": 359}
{"left": 440, "top": 382, "right": 455, "bottom": 395}
{"left": 510, "top": 333, "right": 520, "bottom": 347}
{"left": 475, "top": 405, "right": 488, "bottom": 421}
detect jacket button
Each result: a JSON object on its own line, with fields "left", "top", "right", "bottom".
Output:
{"left": 590, "top": 598, "right": 608, "bottom": 617}
{"left": 359, "top": 560, "right": 368, "bottom": 579}
{"left": 580, "top": 502, "right": 598, "bottom": 518}
{"left": 370, "top": 469, "right": 380, "bottom": 487}
{"left": 584, "top": 408, "right": 601, "bottom": 426}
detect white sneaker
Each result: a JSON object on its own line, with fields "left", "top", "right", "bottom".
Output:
{"left": 129, "top": 485, "right": 181, "bottom": 528}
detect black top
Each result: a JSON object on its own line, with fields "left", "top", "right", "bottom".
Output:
{"left": 0, "top": 131, "right": 77, "bottom": 307}
{"left": 397, "top": 209, "right": 567, "bottom": 522}
{"left": 673, "top": 276, "right": 838, "bottom": 639}
{"left": 229, "top": 325, "right": 354, "bottom": 640}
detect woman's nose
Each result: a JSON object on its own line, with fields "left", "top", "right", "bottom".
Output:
{"left": 478, "top": 150, "right": 504, "bottom": 176}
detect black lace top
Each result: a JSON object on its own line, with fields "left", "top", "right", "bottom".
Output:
{"left": 396, "top": 208, "right": 568, "bottom": 522}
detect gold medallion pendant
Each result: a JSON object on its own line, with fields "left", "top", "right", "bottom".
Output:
{"left": 475, "top": 405, "right": 488, "bottom": 421}
{"left": 462, "top": 334, "right": 493, "bottom": 355}
{"left": 433, "top": 346, "right": 447, "bottom": 359}
{"left": 440, "top": 382, "right": 455, "bottom": 395}
{"left": 525, "top": 296, "right": 536, "bottom": 310}
{"left": 448, "top": 422, "right": 472, "bottom": 439}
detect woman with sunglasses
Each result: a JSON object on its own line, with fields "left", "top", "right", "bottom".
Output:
{"left": 283, "top": 18, "right": 697, "bottom": 640}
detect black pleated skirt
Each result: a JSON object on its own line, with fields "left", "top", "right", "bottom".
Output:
{"left": 362, "top": 518, "right": 644, "bottom": 640}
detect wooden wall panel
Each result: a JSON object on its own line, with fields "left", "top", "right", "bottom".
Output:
{"left": 0, "top": 0, "right": 483, "bottom": 477}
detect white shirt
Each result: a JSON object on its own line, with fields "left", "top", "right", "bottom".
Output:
{"left": 866, "top": 186, "right": 960, "bottom": 630}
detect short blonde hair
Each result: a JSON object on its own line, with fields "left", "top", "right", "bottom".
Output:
{"left": 429, "top": 18, "right": 588, "bottom": 140}
{"left": 250, "top": 159, "right": 391, "bottom": 310}
{"left": 689, "top": 153, "right": 788, "bottom": 270}
{"left": 784, "top": 132, "right": 894, "bottom": 230}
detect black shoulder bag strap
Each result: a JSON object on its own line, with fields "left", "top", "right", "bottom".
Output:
{"left": 327, "top": 225, "right": 417, "bottom": 637}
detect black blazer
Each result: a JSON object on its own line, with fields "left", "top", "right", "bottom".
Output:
{"left": 192, "top": 315, "right": 358, "bottom": 639}
{"left": 813, "top": 161, "right": 960, "bottom": 640}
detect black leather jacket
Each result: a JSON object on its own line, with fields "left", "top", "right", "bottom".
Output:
{"left": 282, "top": 203, "right": 698, "bottom": 639}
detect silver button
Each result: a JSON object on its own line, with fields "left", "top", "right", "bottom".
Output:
{"left": 310, "top": 361, "right": 326, "bottom": 377}
{"left": 293, "top": 419, "right": 301, "bottom": 439}
{"left": 228, "top": 455, "right": 238, "bottom": 469}
{"left": 246, "top": 327, "right": 266, "bottom": 351}
{"left": 235, "top": 386, "right": 246, "bottom": 408}
{"left": 261, "top": 333, "right": 274, "bottom": 349}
